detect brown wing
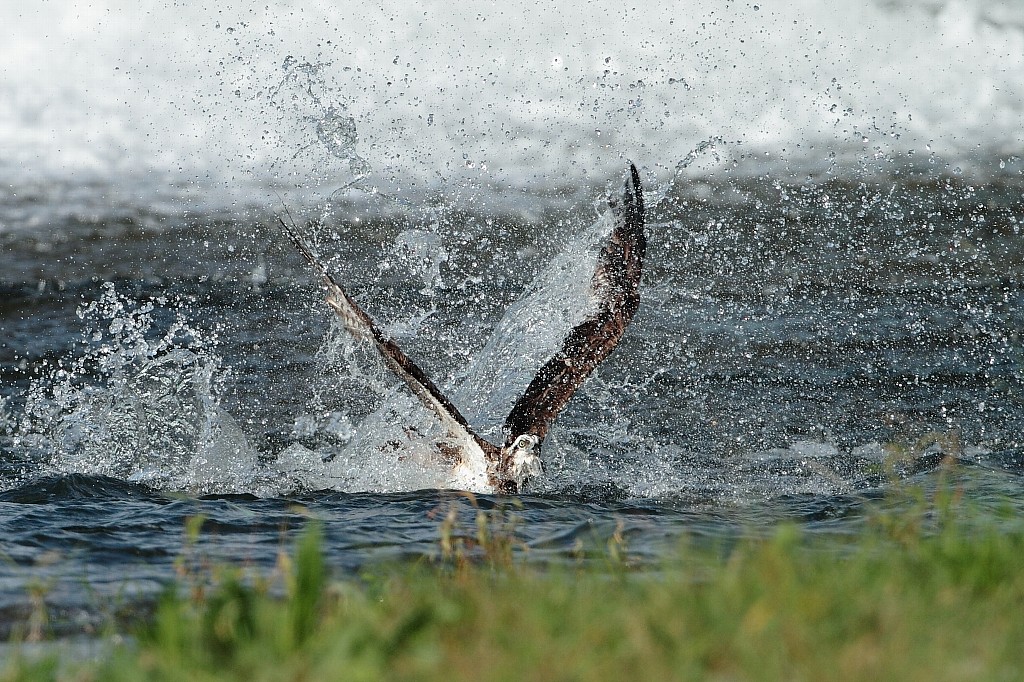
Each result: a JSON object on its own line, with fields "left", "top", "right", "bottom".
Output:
{"left": 501, "top": 163, "right": 645, "bottom": 447}
{"left": 280, "top": 218, "right": 499, "bottom": 462}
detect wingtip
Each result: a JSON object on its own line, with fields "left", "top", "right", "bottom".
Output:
{"left": 627, "top": 161, "right": 641, "bottom": 191}
{"left": 624, "top": 161, "right": 643, "bottom": 214}
{"left": 278, "top": 215, "right": 337, "bottom": 287}
{"left": 278, "top": 216, "right": 313, "bottom": 261}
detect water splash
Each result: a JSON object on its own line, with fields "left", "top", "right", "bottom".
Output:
{"left": 273, "top": 194, "right": 625, "bottom": 493}
{"left": 267, "top": 57, "right": 371, "bottom": 192}
{"left": 10, "top": 283, "right": 255, "bottom": 493}
{"left": 392, "top": 226, "right": 448, "bottom": 297}
{"left": 450, "top": 207, "right": 613, "bottom": 438}
{"left": 646, "top": 137, "right": 728, "bottom": 215}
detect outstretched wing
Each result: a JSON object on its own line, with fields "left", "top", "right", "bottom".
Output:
{"left": 501, "top": 163, "right": 645, "bottom": 447}
{"left": 280, "top": 219, "right": 498, "bottom": 464}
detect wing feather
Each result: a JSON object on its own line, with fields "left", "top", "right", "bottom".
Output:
{"left": 280, "top": 219, "right": 499, "bottom": 466}
{"left": 501, "top": 163, "right": 645, "bottom": 446}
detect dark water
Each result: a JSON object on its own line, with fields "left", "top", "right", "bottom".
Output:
{"left": 2, "top": 160, "right": 1024, "bottom": 636}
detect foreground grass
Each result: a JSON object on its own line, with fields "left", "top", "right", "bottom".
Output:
{"left": 6, "top": 492, "right": 1024, "bottom": 681}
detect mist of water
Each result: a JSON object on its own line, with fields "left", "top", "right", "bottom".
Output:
{"left": 2, "top": 0, "right": 1021, "bottom": 219}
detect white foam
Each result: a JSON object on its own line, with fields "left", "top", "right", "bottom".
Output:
{"left": 2, "top": 0, "right": 1020, "bottom": 217}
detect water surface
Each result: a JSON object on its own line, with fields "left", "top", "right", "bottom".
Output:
{"left": 1, "top": 0, "right": 1023, "bottom": 639}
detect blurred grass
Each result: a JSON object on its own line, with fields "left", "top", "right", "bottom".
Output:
{"left": 5, "top": 485, "right": 1024, "bottom": 681}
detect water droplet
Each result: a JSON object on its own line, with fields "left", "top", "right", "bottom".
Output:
{"left": 316, "top": 108, "right": 358, "bottom": 158}
{"left": 348, "top": 156, "right": 371, "bottom": 176}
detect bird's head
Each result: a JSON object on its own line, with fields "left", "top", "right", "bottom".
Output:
{"left": 500, "top": 433, "right": 543, "bottom": 492}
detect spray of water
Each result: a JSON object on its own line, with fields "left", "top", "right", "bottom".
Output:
{"left": 11, "top": 283, "right": 256, "bottom": 493}
{"left": 271, "top": 175, "right": 642, "bottom": 494}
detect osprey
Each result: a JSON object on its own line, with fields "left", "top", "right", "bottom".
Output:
{"left": 282, "top": 163, "right": 645, "bottom": 494}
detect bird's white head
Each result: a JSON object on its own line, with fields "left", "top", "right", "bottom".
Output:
{"left": 503, "top": 434, "right": 543, "bottom": 491}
